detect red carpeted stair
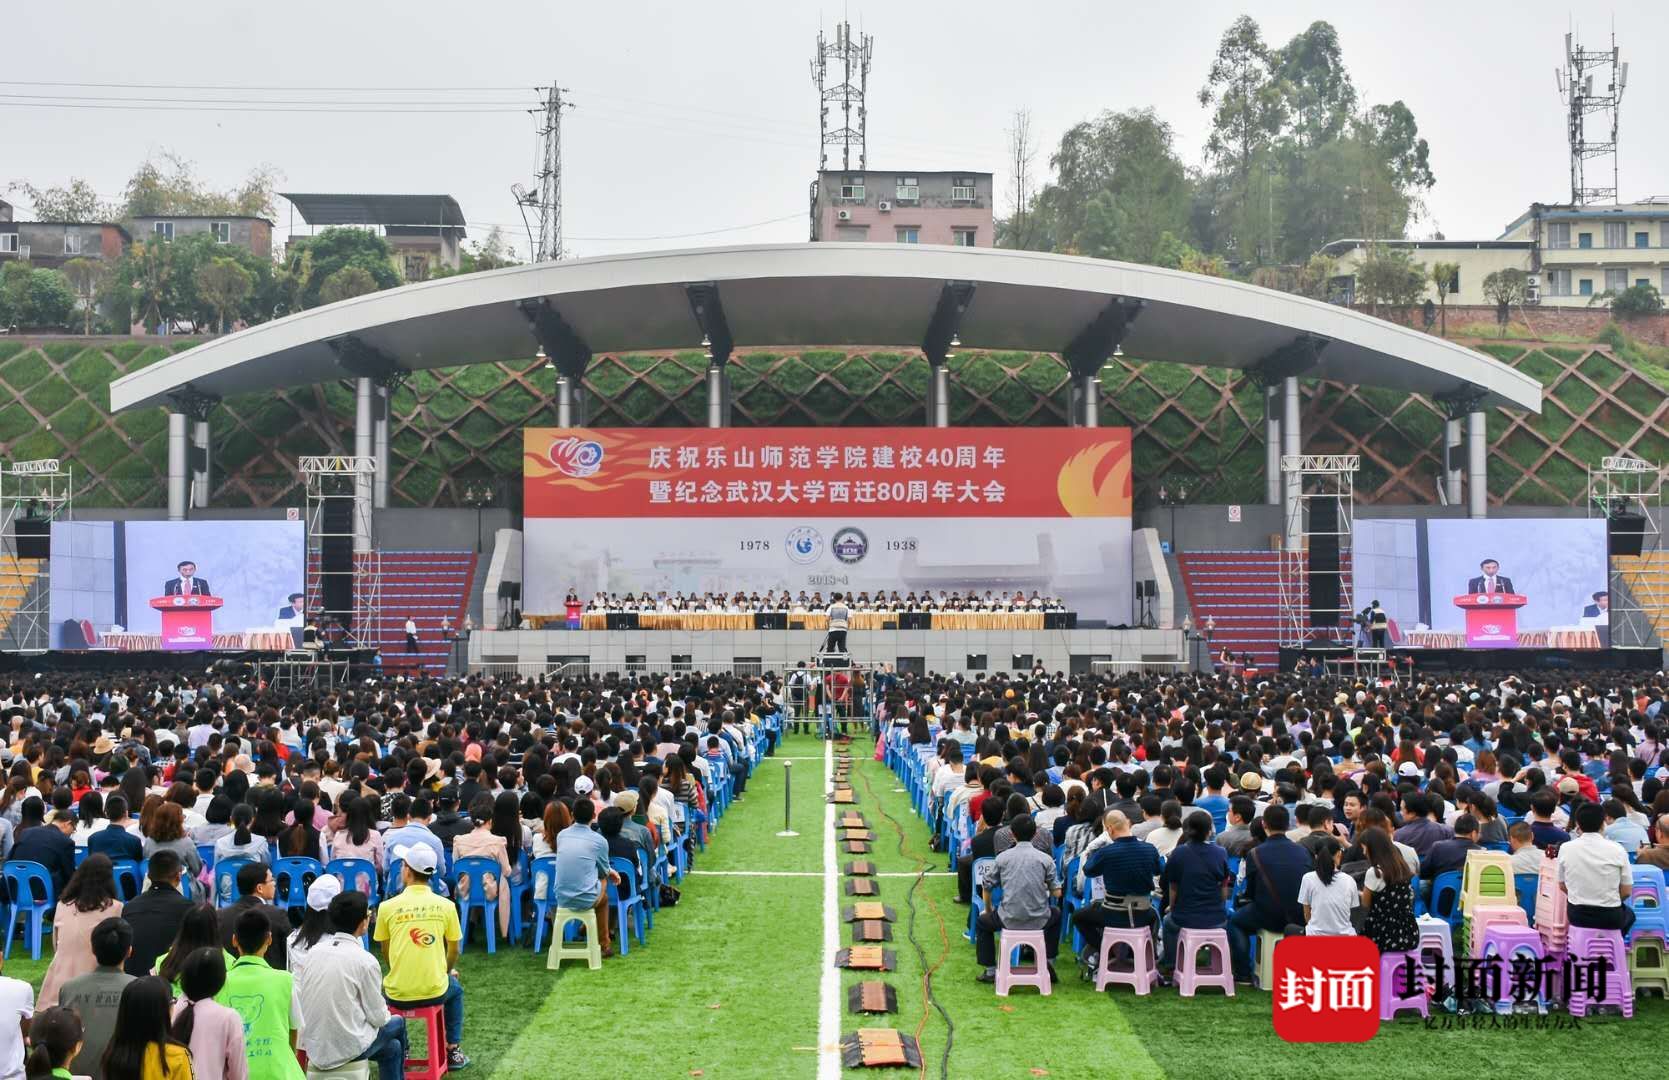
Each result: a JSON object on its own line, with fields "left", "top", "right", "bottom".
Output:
{"left": 1176, "top": 551, "right": 1352, "bottom": 669}
{"left": 307, "top": 550, "right": 476, "bottom": 676}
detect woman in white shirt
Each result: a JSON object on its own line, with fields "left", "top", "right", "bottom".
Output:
{"left": 1298, "top": 837, "right": 1359, "bottom": 935}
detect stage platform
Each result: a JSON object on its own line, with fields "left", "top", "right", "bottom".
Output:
{"left": 469, "top": 627, "right": 1184, "bottom": 677}
{"left": 1278, "top": 645, "right": 1662, "bottom": 674}
{"left": 0, "top": 647, "right": 382, "bottom": 677}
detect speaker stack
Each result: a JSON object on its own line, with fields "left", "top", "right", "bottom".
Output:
{"left": 320, "top": 495, "right": 354, "bottom": 623}
{"left": 1308, "top": 497, "right": 1341, "bottom": 627}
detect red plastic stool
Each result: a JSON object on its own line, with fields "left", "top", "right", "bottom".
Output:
{"left": 389, "top": 1003, "right": 448, "bottom": 1080}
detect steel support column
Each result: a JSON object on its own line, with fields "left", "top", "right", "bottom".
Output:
{"left": 1283, "top": 376, "right": 1302, "bottom": 551}
{"left": 1445, "top": 416, "right": 1463, "bottom": 505}
{"left": 1079, "top": 373, "right": 1099, "bottom": 427}
{"left": 1467, "top": 408, "right": 1487, "bottom": 518}
{"left": 373, "top": 385, "right": 390, "bottom": 509}
{"left": 353, "top": 378, "right": 374, "bottom": 552}
{"left": 190, "top": 419, "right": 210, "bottom": 509}
{"left": 167, "top": 412, "right": 189, "bottom": 521}
{"left": 1265, "top": 385, "right": 1281, "bottom": 505}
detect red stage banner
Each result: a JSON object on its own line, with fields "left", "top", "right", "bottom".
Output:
{"left": 523, "top": 427, "right": 1132, "bottom": 520}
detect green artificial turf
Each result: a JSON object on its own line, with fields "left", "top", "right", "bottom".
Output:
{"left": 2, "top": 734, "right": 1661, "bottom": 1080}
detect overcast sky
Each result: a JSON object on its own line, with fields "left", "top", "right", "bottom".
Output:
{"left": 5, "top": 1, "right": 1664, "bottom": 259}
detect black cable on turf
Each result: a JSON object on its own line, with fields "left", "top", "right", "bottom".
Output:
{"left": 858, "top": 768, "right": 953, "bottom": 1080}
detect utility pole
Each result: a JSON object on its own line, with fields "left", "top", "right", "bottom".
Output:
{"left": 516, "top": 85, "right": 574, "bottom": 261}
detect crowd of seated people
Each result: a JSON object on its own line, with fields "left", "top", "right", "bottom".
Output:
{"left": 0, "top": 668, "right": 782, "bottom": 1077}
{"left": 881, "top": 664, "right": 1667, "bottom": 990}
{"left": 582, "top": 589, "right": 1069, "bottom": 613}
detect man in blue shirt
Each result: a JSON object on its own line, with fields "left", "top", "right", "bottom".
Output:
{"left": 554, "top": 797, "right": 620, "bottom": 957}
{"left": 1194, "top": 767, "right": 1232, "bottom": 834}
{"left": 1072, "top": 811, "right": 1161, "bottom": 963}
{"left": 383, "top": 797, "right": 449, "bottom": 896}
{"left": 86, "top": 796, "right": 143, "bottom": 863}
{"left": 1227, "top": 805, "right": 1310, "bottom": 983}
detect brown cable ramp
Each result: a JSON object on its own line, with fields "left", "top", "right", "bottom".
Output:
{"left": 844, "top": 878, "right": 878, "bottom": 896}
{"left": 840, "top": 1030, "right": 922, "bottom": 1070}
{"left": 842, "top": 903, "right": 896, "bottom": 922}
{"left": 852, "top": 920, "right": 892, "bottom": 942}
{"left": 834, "top": 946, "right": 896, "bottom": 971}
{"left": 846, "top": 982, "right": 899, "bottom": 1015}
{"left": 844, "top": 860, "right": 876, "bottom": 876}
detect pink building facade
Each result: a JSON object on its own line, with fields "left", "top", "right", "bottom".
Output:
{"left": 810, "top": 170, "right": 994, "bottom": 247}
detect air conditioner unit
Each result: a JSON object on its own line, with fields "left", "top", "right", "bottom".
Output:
{"left": 1526, "top": 273, "right": 1540, "bottom": 288}
{"left": 1525, "top": 283, "right": 1541, "bottom": 305}
{"left": 836, "top": 209, "right": 852, "bottom": 221}
{"left": 878, "top": 200, "right": 892, "bottom": 212}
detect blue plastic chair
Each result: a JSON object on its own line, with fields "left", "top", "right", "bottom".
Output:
{"left": 966, "top": 856, "right": 995, "bottom": 941}
{"left": 528, "top": 855, "right": 560, "bottom": 952}
{"left": 327, "top": 858, "right": 380, "bottom": 904}
{"left": 1514, "top": 873, "right": 1539, "bottom": 926}
{"left": 214, "top": 857, "right": 254, "bottom": 908}
{"left": 452, "top": 856, "right": 505, "bottom": 953}
{"left": 1428, "top": 870, "right": 1464, "bottom": 929}
{"left": 637, "top": 849, "right": 657, "bottom": 929}
{"left": 196, "top": 844, "right": 217, "bottom": 872}
{"left": 384, "top": 858, "right": 406, "bottom": 899}
{"left": 505, "top": 849, "right": 531, "bottom": 944}
{"left": 135, "top": 859, "right": 193, "bottom": 901}
{"left": 1480, "top": 841, "right": 1511, "bottom": 854}
{"left": 608, "top": 856, "right": 647, "bottom": 955}
{"left": 109, "top": 858, "right": 143, "bottom": 902}
{"left": 272, "top": 857, "right": 324, "bottom": 914}
{"left": 2, "top": 862, "right": 55, "bottom": 960}
{"left": 73, "top": 848, "right": 88, "bottom": 869}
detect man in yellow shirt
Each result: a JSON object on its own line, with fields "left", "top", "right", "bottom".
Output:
{"left": 374, "top": 844, "right": 469, "bottom": 1071}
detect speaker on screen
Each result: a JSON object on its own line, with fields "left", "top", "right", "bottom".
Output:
{"left": 1609, "top": 514, "right": 1646, "bottom": 557}
{"left": 1308, "top": 497, "right": 1341, "bottom": 627}
{"left": 14, "top": 519, "right": 48, "bottom": 560}
{"left": 320, "top": 495, "right": 354, "bottom": 618}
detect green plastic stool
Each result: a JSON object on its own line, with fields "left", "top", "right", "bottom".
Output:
{"left": 1628, "top": 937, "right": 1669, "bottom": 997}
{"left": 548, "top": 907, "right": 603, "bottom": 970}
{"left": 1252, "top": 929, "right": 1282, "bottom": 990}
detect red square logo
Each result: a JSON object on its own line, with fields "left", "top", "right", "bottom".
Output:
{"left": 1271, "top": 936, "right": 1381, "bottom": 1043}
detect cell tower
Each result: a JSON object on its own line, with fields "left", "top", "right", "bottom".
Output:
{"left": 513, "top": 85, "right": 573, "bottom": 262}
{"left": 810, "top": 20, "right": 874, "bottom": 171}
{"left": 1557, "top": 31, "right": 1628, "bottom": 205}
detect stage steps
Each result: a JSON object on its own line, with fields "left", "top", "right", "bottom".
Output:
{"left": 305, "top": 550, "right": 477, "bottom": 676}
{"left": 1176, "top": 551, "right": 1353, "bottom": 668}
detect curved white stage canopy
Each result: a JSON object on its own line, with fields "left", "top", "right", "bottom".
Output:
{"left": 110, "top": 243, "right": 1541, "bottom": 413}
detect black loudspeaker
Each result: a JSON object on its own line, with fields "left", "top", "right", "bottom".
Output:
{"left": 320, "top": 495, "right": 354, "bottom": 618}
{"left": 1308, "top": 497, "right": 1341, "bottom": 627}
{"left": 1609, "top": 514, "right": 1646, "bottom": 557}
{"left": 14, "top": 519, "right": 48, "bottom": 560}
{"left": 497, "top": 581, "right": 521, "bottom": 600}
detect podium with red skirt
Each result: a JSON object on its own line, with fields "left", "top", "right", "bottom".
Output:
{"left": 564, "top": 599, "right": 584, "bottom": 629}
{"left": 1452, "top": 593, "right": 1527, "bottom": 649}
{"left": 149, "top": 595, "right": 224, "bottom": 650}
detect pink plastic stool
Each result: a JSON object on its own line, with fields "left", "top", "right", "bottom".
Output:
{"left": 995, "top": 928, "right": 1052, "bottom": 997}
{"left": 1469, "top": 904, "right": 1527, "bottom": 956}
{"left": 1174, "top": 927, "right": 1235, "bottom": 997}
{"left": 1479, "top": 924, "right": 1548, "bottom": 1012}
{"left": 1566, "top": 925, "right": 1633, "bottom": 1018}
{"left": 388, "top": 1003, "right": 448, "bottom": 1080}
{"left": 1379, "top": 950, "right": 1429, "bottom": 1020}
{"left": 1095, "top": 926, "right": 1158, "bottom": 994}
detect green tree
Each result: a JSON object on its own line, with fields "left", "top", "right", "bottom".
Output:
{"left": 1481, "top": 267, "right": 1528, "bottom": 328}
{"left": 318, "top": 266, "right": 380, "bottom": 305}
{"left": 162, "top": 233, "right": 275, "bottom": 329}
{"left": 1354, "top": 246, "right": 1425, "bottom": 316}
{"left": 60, "top": 257, "right": 108, "bottom": 334}
{"left": 1602, "top": 284, "right": 1666, "bottom": 320}
{"left": 437, "top": 226, "right": 522, "bottom": 276}
{"left": 194, "top": 257, "right": 254, "bottom": 333}
{"left": 121, "top": 151, "right": 279, "bottom": 220}
{"left": 1197, "top": 15, "right": 1284, "bottom": 260}
{"left": 6, "top": 178, "right": 117, "bottom": 222}
{"left": 1429, "top": 260, "right": 1459, "bottom": 336}
{"left": 126, "top": 239, "right": 175, "bottom": 333}
{"left": 1273, "top": 21, "right": 1357, "bottom": 153}
{"left": 282, "top": 228, "right": 398, "bottom": 309}
{"left": 0, "top": 264, "right": 75, "bottom": 329}
{"left": 1358, "top": 102, "right": 1435, "bottom": 194}
{"left": 1021, "top": 109, "right": 1194, "bottom": 262}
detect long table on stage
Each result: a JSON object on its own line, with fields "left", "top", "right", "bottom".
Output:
{"left": 544, "top": 611, "right": 1071, "bottom": 632}
{"left": 99, "top": 631, "right": 298, "bottom": 651}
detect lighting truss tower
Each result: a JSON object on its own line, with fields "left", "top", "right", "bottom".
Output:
{"left": 1278, "top": 454, "right": 1358, "bottom": 652}
{"left": 1558, "top": 31, "right": 1628, "bottom": 205}
{"left": 300, "top": 456, "right": 380, "bottom": 647}
{"left": 0, "top": 460, "right": 71, "bottom": 653}
{"left": 811, "top": 20, "right": 874, "bottom": 172}
{"left": 1587, "top": 454, "right": 1661, "bottom": 650}
{"left": 517, "top": 85, "right": 573, "bottom": 262}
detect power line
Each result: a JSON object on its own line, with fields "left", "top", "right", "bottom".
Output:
{"left": 0, "top": 79, "right": 536, "bottom": 91}
{"left": 0, "top": 92, "right": 532, "bottom": 105}
{"left": 0, "top": 101, "right": 528, "bottom": 114}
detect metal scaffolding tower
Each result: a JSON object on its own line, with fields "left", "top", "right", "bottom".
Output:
{"left": 1587, "top": 453, "right": 1660, "bottom": 649}
{"left": 0, "top": 459, "right": 71, "bottom": 653}
{"left": 811, "top": 20, "right": 874, "bottom": 172}
{"left": 1558, "top": 31, "right": 1628, "bottom": 205}
{"left": 301, "top": 456, "right": 379, "bottom": 646}
{"left": 1278, "top": 454, "right": 1358, "bottom": 650}
{"left": 514, "top": 84, "right": 573, "bottom": 262}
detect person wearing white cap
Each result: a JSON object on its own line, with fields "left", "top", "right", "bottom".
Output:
{"left": 298, "top": 890, "right": 408, "bottom": 1080}
{"left": 286, "top": 875, "right": 342, "bottom": 979}
{"left": 373, "top": 844, "right": 469, "bottom": 1071}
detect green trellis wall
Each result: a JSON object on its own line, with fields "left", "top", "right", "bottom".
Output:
{"left": 0, "top": 337, "right": 1660, "bottom": 509}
